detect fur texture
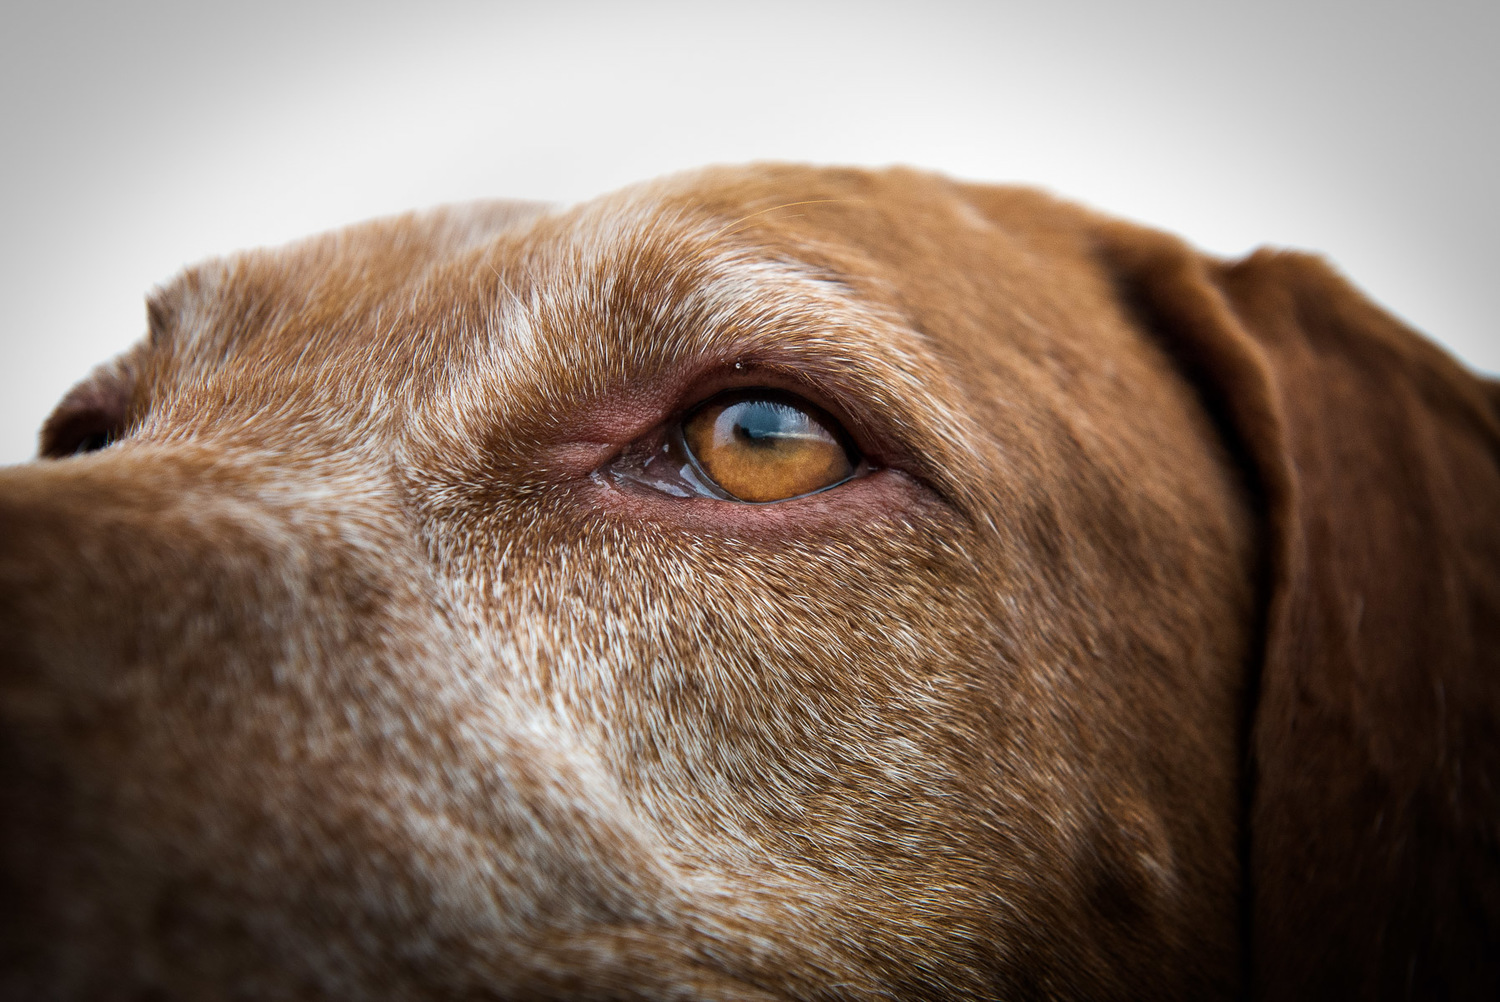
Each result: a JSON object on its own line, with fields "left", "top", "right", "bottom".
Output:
{"left": 1, "top": 165, "right": 1496, "bottom": 999}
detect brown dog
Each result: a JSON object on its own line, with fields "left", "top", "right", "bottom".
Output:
{"left": 2, "top": 165, "right": 1497, "bottom": 999}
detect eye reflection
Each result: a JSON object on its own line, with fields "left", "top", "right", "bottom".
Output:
{"left": 604, "top": 389, "right": 865, "bottom": 503}
{"left": 683, "top": 394, "right": 855, "bottom": 502}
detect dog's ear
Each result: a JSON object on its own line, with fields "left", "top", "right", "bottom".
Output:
{"left": 1096, "top": 222, "right": 1500, "bottom": 998}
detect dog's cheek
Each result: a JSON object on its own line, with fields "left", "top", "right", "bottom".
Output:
{"left": 412, "top": 484, "right": 1085, "bottom": 982}
{"left": 426, "top": 488, "right": 981, "bottom": 790}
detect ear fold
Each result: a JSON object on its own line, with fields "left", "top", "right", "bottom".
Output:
{"left": 1098, "top": 224, "right": 1500, "bottom": 998}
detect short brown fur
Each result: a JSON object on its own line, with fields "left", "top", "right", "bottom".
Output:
{"left": 2, "top": 165, "right": 1495, "bottom": 999}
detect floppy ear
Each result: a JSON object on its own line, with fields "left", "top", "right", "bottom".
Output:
{"left": 1096, "top": 224, "right": 1500, "bottom": 998}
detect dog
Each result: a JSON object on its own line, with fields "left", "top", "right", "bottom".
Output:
{"left": 2, "top": 164, "right": 1497, "bottom": 1000}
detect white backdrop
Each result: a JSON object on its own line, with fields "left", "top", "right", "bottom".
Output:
{"left": 3, "top": 0, "right": 1495, "bottom": 465}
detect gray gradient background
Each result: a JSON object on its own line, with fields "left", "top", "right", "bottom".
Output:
{"left": 3, "top": 1, "right": 1495, "bottom": 465}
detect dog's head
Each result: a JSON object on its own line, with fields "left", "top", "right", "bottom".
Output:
{"left": 3, "top": 165, "right": 1497, "bottom": 999}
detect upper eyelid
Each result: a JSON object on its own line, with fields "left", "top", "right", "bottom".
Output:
{"left": 415, "top": 261, "right": 982, "bottom": 501}
{"left": 457, "top": 254, "right": 903, "bottom": 414}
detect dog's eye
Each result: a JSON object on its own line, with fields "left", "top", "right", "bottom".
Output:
{"left": 603, "top": 388, "right": 865, "bottom": 503}
{"left": 681, "top": 391, "right": 857, "bottom": 502}
{"left": 40, "top": 368, "right": 134, "bottom": 460}
{"left": 39, "top": 408, "right": 122, "bottom": 459}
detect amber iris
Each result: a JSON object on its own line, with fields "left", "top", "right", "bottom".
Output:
{"left": 681, "top": 391, "right": 857, "bottom": 502}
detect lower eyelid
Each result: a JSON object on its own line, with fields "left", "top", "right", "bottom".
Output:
{"left": 579, "top": 466, "right": 940, "bottom": 542}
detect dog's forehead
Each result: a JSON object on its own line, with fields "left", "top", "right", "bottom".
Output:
{"left": 135, "top": 166, "right": 1127, "bottom": 508}
{"left": 147, "top": 164, "right": 1094, "bottom": 378}
{"left": 139, "top": 174, "right": 952, "bottom": 441}
{"left": 410, "top": 196, "right": 952, "bottom": 428}
{"left": 146, "top": 200, "right": 549, "bottom": 379}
